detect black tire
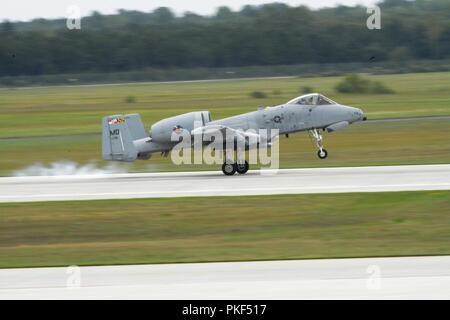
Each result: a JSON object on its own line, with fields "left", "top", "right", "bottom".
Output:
{"left": 317, "top": 149, "right": 328, "bottom": 159}
{"left": 222, "top": 162, "right": 237, "bottom": 176}
{"left": 236, "top": 161, "right": 250, "bottom": 175}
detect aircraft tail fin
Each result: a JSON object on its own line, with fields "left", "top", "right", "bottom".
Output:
{"left": 124, "top": 114, "right": 147, "bottom": 140}
{"left": 102, "top": 114, "right": 146, "bottom": 162}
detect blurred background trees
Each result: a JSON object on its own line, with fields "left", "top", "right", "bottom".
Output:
{"left": 0, "top": 0, "right": 449, "bottom": 77}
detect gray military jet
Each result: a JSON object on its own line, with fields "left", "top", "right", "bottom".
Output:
{"left": 102, "top": 93, "right": 366, "bottom": 175}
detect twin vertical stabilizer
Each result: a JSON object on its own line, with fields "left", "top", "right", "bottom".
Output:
{"left": 102, "top": 114, "right": 147, "bottom": 162}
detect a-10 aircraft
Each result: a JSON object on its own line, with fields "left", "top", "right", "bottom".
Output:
{"left": 102, "top": 93, "right": 366, "bottom": 175}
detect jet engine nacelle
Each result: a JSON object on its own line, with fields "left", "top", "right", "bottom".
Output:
{"left": 150, "top": 111, "right": 212, "bottom": 144}
{"left": 326, "top": 121, "right": 349, "bottom": 133}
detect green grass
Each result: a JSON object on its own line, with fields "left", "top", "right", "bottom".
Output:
{"left": 1, "top": 191, "right": 449, "bottom": 268}
{"left": 1, "top": 120, "right": 449, "bottom": 176}
{"left": 1, "top": 72, "right": 449, "bottom": 176}
{"left": 1, "top": 72, "right": 450, "bottom": 138}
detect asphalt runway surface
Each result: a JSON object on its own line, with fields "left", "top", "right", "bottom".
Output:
{"left": 1, "top": 256, "right": 449, "bottom": 299}
{"left": 0, "top": 164, "right": 449, "bottom": 203}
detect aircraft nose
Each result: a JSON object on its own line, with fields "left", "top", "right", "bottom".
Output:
{"left": 348, "top": 107, "right": 366, "bottom": 123}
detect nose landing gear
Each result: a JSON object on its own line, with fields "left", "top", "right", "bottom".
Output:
{"left": 317, "top": 149, "right": 328, "bottom": 159}
{"left": 309, "top": 129, "right": 328, "bottom": 160}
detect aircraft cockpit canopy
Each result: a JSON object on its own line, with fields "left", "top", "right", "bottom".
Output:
{"left": 286, "top": 94, "right": 337, "bottom": 106}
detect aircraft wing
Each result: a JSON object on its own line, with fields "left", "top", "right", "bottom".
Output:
{"left": 191, "top": 124, "right": 258, "bottom": 139}
{"left": 191, "top": 124, "right": 272, "bottom": 148}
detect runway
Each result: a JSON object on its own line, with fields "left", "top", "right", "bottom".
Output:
{"left": 1, "top": 256, "right": 449, "bottom": 299}
{"left": 1, "top": 164, "right": 450, "bottom": 203}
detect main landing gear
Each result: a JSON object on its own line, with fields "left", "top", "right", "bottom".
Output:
{"left": 222, "top": 161, "right": 249, "bottom": 176}
{"left": 309, "top": 129, "right": 328, "bottom": 160}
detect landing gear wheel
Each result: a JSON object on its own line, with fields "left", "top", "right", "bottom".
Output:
{"left": 222, "top": 162, "right": 237, "bottom": 176}
{"left": 236, "top": 161, "right": 249, "bottom": 175}
{"left": 309, "top": 129, "right": 328, "bottom": 161}
{"left": 317, "top": 149, "right": 328, "bottom": 159}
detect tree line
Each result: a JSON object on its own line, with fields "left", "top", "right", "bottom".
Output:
{"left": 0, "top": 0, "right": 449, "bottom": 77}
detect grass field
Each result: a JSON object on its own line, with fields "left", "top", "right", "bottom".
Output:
{"left": 1, "top": 73, "right": 448, "bottom": 269}
{"left": 1, "top": 72, "right": 450, "bottom": 138}
{"left": 0, "top": 72, "right": 449, "bottom": 176}
{"left": 2, "top": 120, "right": 450, "bottom": 176}
{"left": 0, "top": 191, "right": 449, "bottom": 268}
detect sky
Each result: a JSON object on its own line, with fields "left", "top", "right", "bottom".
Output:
{"left": 1, "top": 0, "right": 377, "bottom": 22}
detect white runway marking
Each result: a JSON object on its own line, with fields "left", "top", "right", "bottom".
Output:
{"left": 1, "top": 164, "right": 450, "bottom": 203}
{"left": 1, "top": 256, "right": 449, "bottom": 299}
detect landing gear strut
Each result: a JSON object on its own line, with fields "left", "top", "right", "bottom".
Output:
{"left": 309, "top": 129, "right": 328, "bottom": 160}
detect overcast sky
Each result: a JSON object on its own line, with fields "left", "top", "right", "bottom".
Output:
{"left": 1, "top": 0, "right": 378, "bottom": 22}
